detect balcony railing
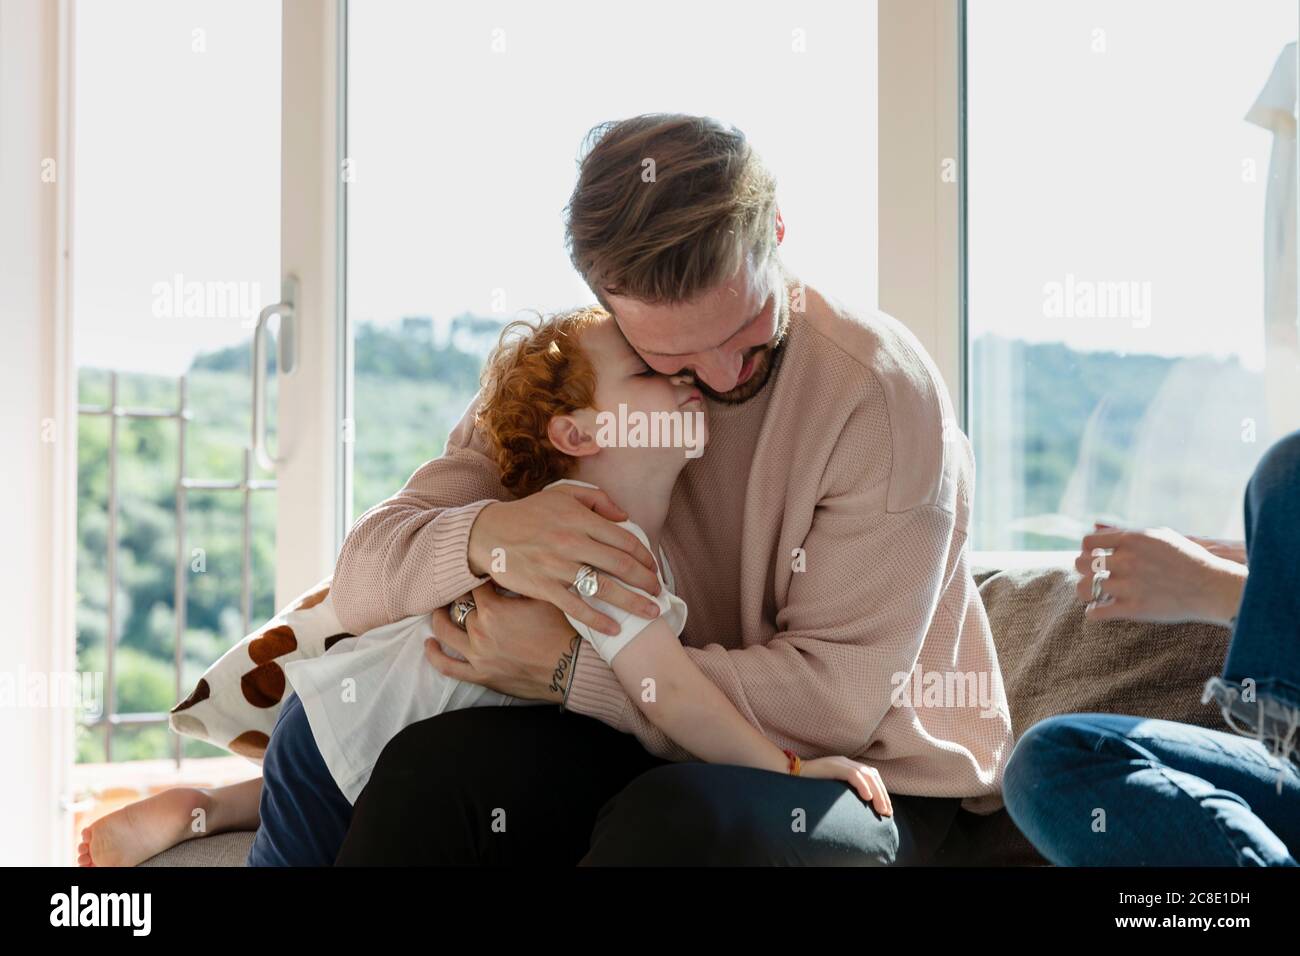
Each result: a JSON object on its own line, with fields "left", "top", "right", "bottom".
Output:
{"left": 77, "top": 371, "right": 275, "bottom": 764}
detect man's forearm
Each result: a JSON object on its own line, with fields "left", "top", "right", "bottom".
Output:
{"left": 329, "top": 398, "right": 512, "bottom": 632}
{"left": 545, "top": 631, "right": 581, "bottom": 704}
{"left": 332, "top": 498, "right": 497, "bottom": 633}
{"left": 466, "top": 501, "right": 499, "bottom": 578}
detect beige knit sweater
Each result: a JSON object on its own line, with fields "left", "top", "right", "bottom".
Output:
{"left": 331, "top": 287, "right": 1013, "bottom": 813}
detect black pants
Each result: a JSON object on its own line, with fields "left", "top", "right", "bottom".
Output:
{"left": 334, "top": 704, "right": 959, "bottom": 865}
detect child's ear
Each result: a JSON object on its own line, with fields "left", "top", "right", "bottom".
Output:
{"left": 547, "top": 412, "right": 600, "bottom": 458}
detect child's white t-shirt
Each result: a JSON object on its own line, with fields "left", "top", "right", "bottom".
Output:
{"left": 282, "top": 477, "right": 688, "bottom": 803}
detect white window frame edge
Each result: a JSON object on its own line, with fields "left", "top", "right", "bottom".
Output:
{"left": 275, "top": 0, "right": 349, "bottom": 607}
{"left": 52, "top": 0, "right": 79, "bottom": 864}
{"left": 879, "top": 0, "right": 1070, "bottom": 570}
{"left": 0, "top": 0, "right": 78, "bottom": 865}
{"left": 878, "top": 0, "right": 963, "bottom": 420}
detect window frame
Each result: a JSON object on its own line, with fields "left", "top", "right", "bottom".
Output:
{"left": 3, "top": 0, "right": 79, "bottom": 867}
{"left": 273, "top": 0, "right": 350, "bottom": 605}
{"left": 878, "top": 0, "right": 965, "bottom": 431}
{"left": 939, "top": 0, "right": 1299, "bottom": 565}
{"left": 879, "top": 1, "right": 1060, "bottom": 567}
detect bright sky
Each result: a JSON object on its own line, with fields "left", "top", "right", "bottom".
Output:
{"left": 73, "top": 0, "right": 876, "bottom": 376}
{"left": 967, "top": 0, "right": 1297, "bottom": 371}
{"left": 73, "top": 0, "right": 281, "bottom": 376}
{"left": 72, "top": 0, "right": 1294, "bottom": 376}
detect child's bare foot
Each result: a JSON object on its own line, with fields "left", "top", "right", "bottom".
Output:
{"left": 77, "top": 787, "right": 211, "bottom": 867}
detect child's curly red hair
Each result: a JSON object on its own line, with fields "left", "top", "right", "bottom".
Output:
{"left": 475, "top": 305, "right": 610, "bottom": 498}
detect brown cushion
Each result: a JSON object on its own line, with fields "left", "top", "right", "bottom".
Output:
{"left": 941, "top": 566, "right": 1233, "bottom": 866}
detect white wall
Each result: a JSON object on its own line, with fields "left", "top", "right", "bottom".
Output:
{"left": 0, "top": 0, "right": 77, "bottom": 865}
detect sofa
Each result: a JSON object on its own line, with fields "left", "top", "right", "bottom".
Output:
{"left": 140, "top": 564, "right": 1232, "bottom": 866}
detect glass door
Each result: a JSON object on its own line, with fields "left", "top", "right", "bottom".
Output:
{"left": 72, "top": 0, "right": 282, "bottom": 765}
{"left": 965, "top": 0, "right": 1300, "bottom": 551}
{"left": 64, "top": 0, "right": 347, "bottom": 862}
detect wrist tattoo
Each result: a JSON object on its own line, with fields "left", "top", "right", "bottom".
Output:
{"left": 547, "top": 633, "right": 582, "bottom": 698}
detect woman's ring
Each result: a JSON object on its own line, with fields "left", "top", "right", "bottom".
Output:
{"left": 451, "top": 598, "right": 477, "bottom": 630}
{"left": 574, "top": 565, "right": 599, "bottom": 597}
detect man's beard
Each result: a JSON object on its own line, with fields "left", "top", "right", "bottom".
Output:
{"left": 697, "top": 270, "right": 793, "bottom": 406}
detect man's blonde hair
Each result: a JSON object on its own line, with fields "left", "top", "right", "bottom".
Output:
{"left": 563, "top": 114, "right": 778, "bottom": 308}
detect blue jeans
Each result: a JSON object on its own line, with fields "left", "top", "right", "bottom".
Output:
{"left": 1218, "top": 430, "right": 1300, "bottom": 719}
{"left": 246, "top": 691, "right": 354, "bottom": 866}
{"left": 1003, "top": 430, "right": 1300, "bottom": 866}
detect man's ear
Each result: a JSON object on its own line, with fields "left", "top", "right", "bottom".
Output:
{"left": 774, "top": 205, "right": 784, "bottom": 245}
{"left": 547, "top": 412, "right": 601, "bottom": 458}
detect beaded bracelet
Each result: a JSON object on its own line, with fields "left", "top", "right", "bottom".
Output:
{"left": 783, "top": 748, "right": 802, "bottom": 776}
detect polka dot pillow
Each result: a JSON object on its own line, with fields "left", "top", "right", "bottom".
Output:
{"left": 168, "top": 577, "right": 353, "bottom": 761}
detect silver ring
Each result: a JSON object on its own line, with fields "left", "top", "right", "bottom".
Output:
{"left": 451, "top": 598, "right": 477, "bottom": 630}
{"left": 574, "top": 564, "right": 599, "bottom": 597}
{"left": 1090, "top": 570, "right": 1110, "bottom": 604}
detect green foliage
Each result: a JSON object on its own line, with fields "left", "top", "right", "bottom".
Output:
{"left": 969, "top": 336, "right": 1261, "bottom": 549}
{"left": 76, "top": 319, "right": 486, "bottom": 763}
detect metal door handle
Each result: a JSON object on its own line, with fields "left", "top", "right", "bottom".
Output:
{"left": 253, "top": 275, "right": 298, "bottom": 471}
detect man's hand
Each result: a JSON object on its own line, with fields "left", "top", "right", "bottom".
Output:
{"left": 424, "top": 582, "right": 582, "bottom": 702}
{"left": 467, "top": 484, "right": 662, "bottom": 636}
{"left": 1074, "top": 524, "right": 1247, "bottom": 626}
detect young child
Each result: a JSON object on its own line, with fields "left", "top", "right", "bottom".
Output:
{"left": 79, "top": 304, "right": 890, "bottom": 867}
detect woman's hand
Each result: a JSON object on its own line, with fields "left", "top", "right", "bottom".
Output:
{"left": 466, "top": 484, "right": 662, "bottom": 636}
{"left": 800, "top": 756, "right": 893, "bottom": 817}
{"left": 1074, "top": 523, "right": 1247, "bottom": 626}
{"left": 1097, "top": 521, "right": 1248, "bottom": 566}
{"left": 1183, "top": 534, "right": 1248, "bottom": 566}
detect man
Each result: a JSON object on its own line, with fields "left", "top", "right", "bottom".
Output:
{"left": 324, "top": 113, "right": 1011, "bottom": 864}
